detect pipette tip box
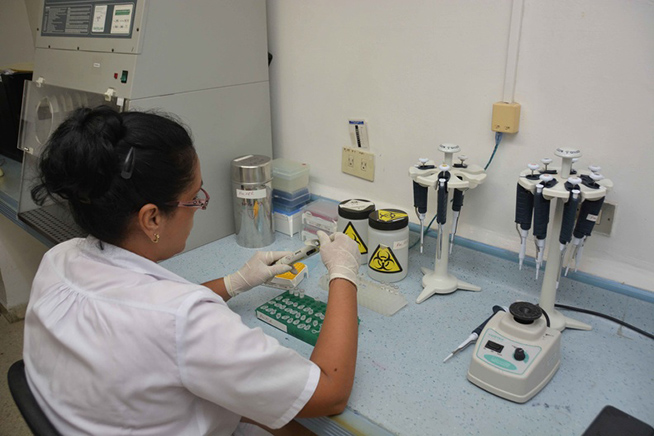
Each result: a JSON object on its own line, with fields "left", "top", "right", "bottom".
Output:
{"left": 255, "top": 290, "right": 327, "bottom": 346}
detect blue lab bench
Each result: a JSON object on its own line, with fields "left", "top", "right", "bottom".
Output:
{"left": 161, "top": 231, "right": 654, "bottom": 436}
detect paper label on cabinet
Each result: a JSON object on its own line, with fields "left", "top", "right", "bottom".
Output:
{"left": 237, "top": 188, "right": 267, "bottom": 199}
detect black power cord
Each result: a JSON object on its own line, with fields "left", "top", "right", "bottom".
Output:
{"left": 555, "top": 303, "right": 654, "bottom": 340}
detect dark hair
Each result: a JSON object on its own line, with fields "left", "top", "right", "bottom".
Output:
{"left": 31, "top": 106, "right": 197, "bottom": 245}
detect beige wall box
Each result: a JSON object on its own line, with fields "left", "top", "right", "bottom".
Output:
{"left": 491, "top": 102, "right": 521, "bottom": 133}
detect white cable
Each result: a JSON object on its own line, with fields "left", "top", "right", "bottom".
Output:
{"left": 502, "top": 0, "right": 525, "bottom": 103}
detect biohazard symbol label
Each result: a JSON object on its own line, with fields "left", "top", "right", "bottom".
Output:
{"left": 343, "top": 222, "right": 368, "bottom": 255}
{"left": 377, "top": 210, "right": 408, "bottom": 223}
{"left": 368, "top": 244, "right": 403, "bottom": 274}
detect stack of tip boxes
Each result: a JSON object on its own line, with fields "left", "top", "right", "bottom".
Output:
{"left": 272, "top": 159, "right": 311, "bottom": 237}
{"left": 302, "top": 199, "right": 338, "bottom": 242}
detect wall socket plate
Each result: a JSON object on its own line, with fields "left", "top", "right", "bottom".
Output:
{"left": 342, "top": 147, "right": 375, "bottom": 181}
{"left": 594, "top": 202, "right": 615, "bottom": 236}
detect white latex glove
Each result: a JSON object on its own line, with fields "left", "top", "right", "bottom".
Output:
{"left": 224, "top": 251, "right": 293, "bottom": 297}
{"left": 318, "top": 230, "right": 361, "bottom": 287}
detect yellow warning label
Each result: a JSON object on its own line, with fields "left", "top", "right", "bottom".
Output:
{"left": 343, "top": 222, "right": 368, "bottom": 255}
{"left": 368, "top": 244, "right": 403, "bottom": 274}
{"left": 377, "top": 210, "right": 408, "bottom": 222}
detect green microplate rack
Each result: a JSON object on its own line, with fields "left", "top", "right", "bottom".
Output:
{"left": 256, "top": 290, "right": 331, "bottom": 346}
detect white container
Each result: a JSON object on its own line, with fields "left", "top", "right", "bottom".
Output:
{"left": 302, "top": 199, "right": 338, "bottom": 233}
{"left": 273, "top": 208, "right": 304, "bottom": 237}
{"left": 272, "top": 159, "right": 310, "bottom": 193}
{"left": 367, "top": 209, "right": 409, "bottom": 283}
{"left": 337, "top": 199, "right": 375, "bottom": 264}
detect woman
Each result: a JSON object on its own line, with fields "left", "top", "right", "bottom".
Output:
{"left": 24, "top": 106, "right": 360, "bottom": 435}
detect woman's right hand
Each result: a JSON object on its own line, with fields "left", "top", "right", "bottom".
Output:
{"left": 299, "top": 231, "right": 360, "bottom": 418}
{"left": 317, "top": 231, "right": 361, "bottom": 287}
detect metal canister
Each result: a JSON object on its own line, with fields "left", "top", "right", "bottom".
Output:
{"left": 367, "top": 209, "right": 409, "bottom": 283}
{"left": 337, "top": 199, "right": 375, "bottom": 264}
{"left": 231, "top": 155, "right": 274, "bottom": 248}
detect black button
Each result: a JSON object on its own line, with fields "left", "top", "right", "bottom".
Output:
{"left": 514, "top": 348, "right": 526, "bottom": 361}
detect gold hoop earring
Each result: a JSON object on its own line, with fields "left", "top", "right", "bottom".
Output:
{"left": 152, "top": 233, "right": 160, "bottom": 244}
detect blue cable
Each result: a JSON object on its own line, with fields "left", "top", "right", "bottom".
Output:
{"left": 484, "top": 132, "right": 503, "bottom": 171}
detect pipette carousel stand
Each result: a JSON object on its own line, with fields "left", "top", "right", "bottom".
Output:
{"left": 518, "top": 148, "right": 612, "bottom": 331}
{"left": 409, "top": 144, "right": 487, "bottom": 303}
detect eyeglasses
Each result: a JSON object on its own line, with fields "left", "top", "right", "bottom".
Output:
{"left": 166, "top": 187, "right": 210, "bottom": 210}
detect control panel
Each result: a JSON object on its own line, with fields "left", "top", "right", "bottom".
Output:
{"left": 475, "top": 329, "right": 543, "bottom": 375}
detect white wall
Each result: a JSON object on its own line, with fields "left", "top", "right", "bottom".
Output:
{"left": 267, "top": 0, "right": 654, "bottom": 293}
{"left": 1, "top": 0, "right": 652, "bottom": 299}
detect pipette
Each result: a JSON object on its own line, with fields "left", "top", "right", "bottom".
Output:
{"left": 436, "top": 164, "right": 450, "bottom": 260}
{"left": 449, "top": 189, "right": 464, "bottom": 254}
{"left": 533, "top": 179, "right": 549, "bottom": 279}
{"left": 556, "top": 182, "right": 581, "bottom": 288}
{"left": 412, "top": 158, "right": 432, "bottom": 253}
{"left": 453, "top": 154, "right": 468, "bottom": 169}
{"left": 541, "top": 157, "right": 556, "bottom": 174}
{"left": 276, "top": 240, "right": 321, "bottom": 274}
{"left": 525, "top": 163, "right": 541, "bottom": 180}
{"left": 515, "top": 181, "right": 535, "bottom": 269}
{"left": 443, "top": 305, "right": 507, "bottom": 363}
{"left": 566, "top": 194, "right": 605, "bottom": 276}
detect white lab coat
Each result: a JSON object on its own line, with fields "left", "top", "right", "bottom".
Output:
{"left": 23, "top": 237, "right": 320, "bottom": 436}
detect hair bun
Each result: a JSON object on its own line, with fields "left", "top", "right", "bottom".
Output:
{"left": 36, "top": 106, "right": 128, "bottom": 203}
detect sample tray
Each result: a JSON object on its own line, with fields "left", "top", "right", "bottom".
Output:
{"left": 256, "top": 291, "right": 327, "bottom": 346}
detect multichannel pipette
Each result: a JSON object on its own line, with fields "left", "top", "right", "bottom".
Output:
{"left": 443, "top": 305, "right": 507, "bottom": 363}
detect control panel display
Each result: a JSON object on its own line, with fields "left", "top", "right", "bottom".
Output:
{"left": 475, "top": 328, "right": 543, "bottom": 375}
{"left": 41, "top": 0, "right": 137, "bottom": 38}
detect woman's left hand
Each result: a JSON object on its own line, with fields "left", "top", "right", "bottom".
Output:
{"left": 224, "top": 251, "right": 293, "bottom": 297}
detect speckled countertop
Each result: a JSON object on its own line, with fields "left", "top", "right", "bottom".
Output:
{"left": 161, "top": 231, "right": 654, "bottom": 436}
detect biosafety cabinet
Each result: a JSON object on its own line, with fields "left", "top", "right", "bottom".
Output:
{"left": 17, "top": 0, "right": 273, "bottom": 251}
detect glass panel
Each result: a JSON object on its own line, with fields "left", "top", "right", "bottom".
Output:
{"left": 17, "top": 81, "right": 123, "bottom": 244}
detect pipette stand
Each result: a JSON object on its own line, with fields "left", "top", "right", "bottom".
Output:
{"left": 518, "top": 148, "right": 613, "bottom": 331}
{"left": 409, "top": 144, "right": 487, "bottom": 303}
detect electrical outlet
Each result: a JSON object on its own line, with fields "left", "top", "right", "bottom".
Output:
{"left": 342, "top": 147, "right": 375, "bottom": 181}
{"left": 491, "top": 102, "right": 521, "bottom": 133}
{"left": 594, "top": 202, "right": 615, "bottom": 236}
